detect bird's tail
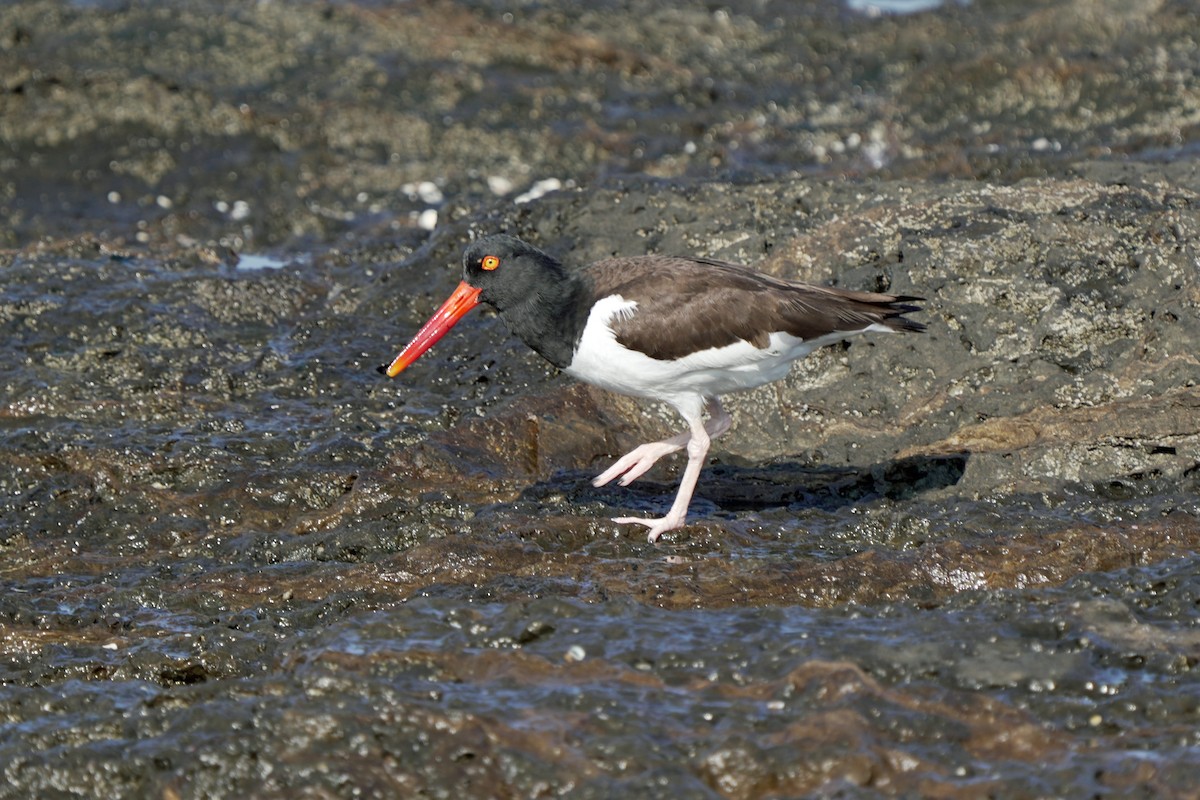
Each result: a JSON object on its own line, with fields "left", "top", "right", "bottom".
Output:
{"left": 877, "top": 295, "right": 926, "bottom": 334}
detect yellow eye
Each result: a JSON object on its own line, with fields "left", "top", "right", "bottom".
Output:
{"left": 481, "top": 255, "right": 500, "bottom": 271}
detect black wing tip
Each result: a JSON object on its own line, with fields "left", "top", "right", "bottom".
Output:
{"left": 892, "top": 318, "right": 927, "bottom": 334}
{"left": 886, "top": 296, "right": 925, "bottom": 333}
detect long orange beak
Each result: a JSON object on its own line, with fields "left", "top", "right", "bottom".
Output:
{"left": 385, "top": 281, "right": 482, "bottom": 377}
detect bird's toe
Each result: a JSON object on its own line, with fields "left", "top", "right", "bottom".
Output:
{"left": 612, "top": 515, "right": 682, "bottom": 543}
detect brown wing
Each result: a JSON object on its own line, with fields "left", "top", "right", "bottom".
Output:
{"left": 583, "top": 255, "right": 923, "bottom": 361}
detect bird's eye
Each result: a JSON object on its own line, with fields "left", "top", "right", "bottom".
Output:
{"left": 482, "top": 255, "right": 500, "bottom": 271}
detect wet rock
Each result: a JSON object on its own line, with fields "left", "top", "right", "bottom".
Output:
{"left": 4, "top": 0, "right": 1200, "bottom": 246}
{"left": 3, "top": 0, "right": 1200, "bottom": 797}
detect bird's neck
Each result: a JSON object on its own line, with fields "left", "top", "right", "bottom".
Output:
{"left": 501, "top": 270, "right": 589, "bottom": 370}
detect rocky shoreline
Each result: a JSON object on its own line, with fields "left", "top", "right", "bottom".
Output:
{"left": 2, "top": 0, "right": 1198, "bottom": 796}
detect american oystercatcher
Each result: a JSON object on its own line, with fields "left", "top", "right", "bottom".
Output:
{"left": 386, "top": 234, "right": 924, "bottom": 542}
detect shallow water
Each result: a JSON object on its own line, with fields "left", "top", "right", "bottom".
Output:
{"left": 3, "top": 0, "right": 1200, "bottom": 794}
{"left": 2, "top": 243, "right": 1197, "bottom": 794}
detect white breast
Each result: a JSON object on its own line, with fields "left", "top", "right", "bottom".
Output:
{"left": 564, "top": 294, "right": 866, "bottom": 410}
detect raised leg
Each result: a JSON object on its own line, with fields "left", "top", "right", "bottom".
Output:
{"left": 591, "top": 430, "right": 690, "bottom": 488}
{"left": 592, "top": 397, "right": 729, "bottom": 489}
{"left": 612, "top": 404, "right": 712, "bottom": 543}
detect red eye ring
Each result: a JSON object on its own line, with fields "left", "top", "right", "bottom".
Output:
{"left": 481, "top": 255, "right": 500, "bottom": 271}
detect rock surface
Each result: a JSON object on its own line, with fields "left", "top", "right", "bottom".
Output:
{"left": 1, "top": 0, "right": 1198, "bottom": 797}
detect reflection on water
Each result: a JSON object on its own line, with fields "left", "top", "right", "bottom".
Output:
{"left": 846, "top": 0, "right": 966, "bottom": 15}
{"left": 235, "top": 253, "right": 289, "bottom": 271}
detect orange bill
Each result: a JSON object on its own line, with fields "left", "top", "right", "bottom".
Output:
{"left": 385, "top": 281, "right": 482, "bottom": 377}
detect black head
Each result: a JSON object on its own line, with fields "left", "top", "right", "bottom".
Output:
{"left": 387, "top": 235, "right": 576, "bottom": 377}
{"left": 462, "top": 235, "right": 567, "bottom": 312}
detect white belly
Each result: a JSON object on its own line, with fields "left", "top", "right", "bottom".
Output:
{"left": 564, "top": 295, "right": 865, "bottom": 410}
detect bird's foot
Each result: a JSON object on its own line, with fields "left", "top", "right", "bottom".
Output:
{"left": 612, "top": 513, "right": 686, "bottom": 544}
{"left": 592, "top": 441, "right": 682, "bottom": 488}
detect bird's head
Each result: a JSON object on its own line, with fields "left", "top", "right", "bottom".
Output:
{"left": 460, "top": 234, "right": 564, "bottom": 312}
{"left": 385, "top": 235, "right": 561, "bottom": 377}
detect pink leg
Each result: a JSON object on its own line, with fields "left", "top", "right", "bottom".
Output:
{"left": 601, "top": 397, "right": 729, "bottom": 542}
{"left": 592, "top": 398, "right": 730, "bottom": 489}
{"left": 612, "top": 406, "right": 712, "bottom": 543}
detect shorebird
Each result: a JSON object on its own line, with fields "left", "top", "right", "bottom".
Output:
{"left": 386, "top": 234, "right": 924, "bottom": 542}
